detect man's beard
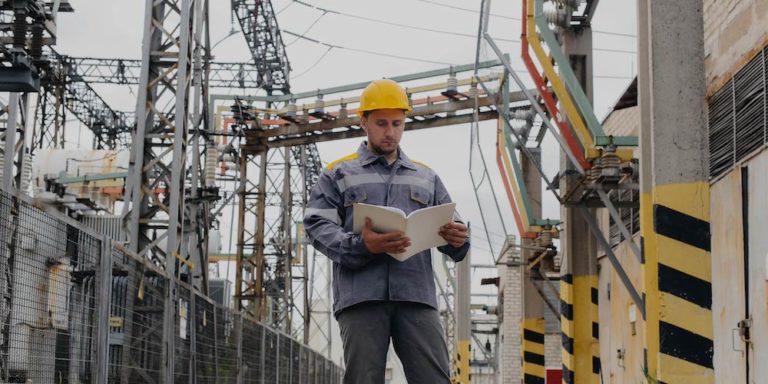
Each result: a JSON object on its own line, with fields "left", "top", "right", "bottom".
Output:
{"left": 370, "top": 143, "right": 396, "bottom": 156}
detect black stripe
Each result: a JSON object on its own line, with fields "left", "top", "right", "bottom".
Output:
{"left": 593, "top": 356, "right": 601, "bottom": 374}
{"left": 591, "top": 287, "right": 599, "bottom": 305}
{"left": 562, "top": 366, "right": 574, "bottom": 384}
{"left": 658, "top": 264, "right": 712, "bottom": 310}
{"left": 654, "top": 204, "right": 711, "bottom": 251}
{"left": 593, "top": 322, "right": 600, "bottom": 339}
{"left": 524, "top": 351, "right": 546, "bottom": 366}
{"left": 524, "top": 374, "right": 546, "bottom": 384}
{"left": 640, "top": 236, "right": 646, "bottom": 264}
{"left": 562, "top": 333, "right": 574, "bottom": 355}
{"left": 562, "top": 273, "right": 573, "bottom": 284}
{"left": 561, "top": 300, "right": 573, "bottom": 321}
{"left": 659, "top": 321, "right": 714, "bottom": 369}
{"left": 523, "top": 329, "right": 545, "bottom": 344}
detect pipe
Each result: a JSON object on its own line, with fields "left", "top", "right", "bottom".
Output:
{"left": 532, "top": 0, "right": 608, "bottom": 140}
{"left": 521, "top": 0, "right": 590, "bottom": 169}
{"left": 525, "top": 0, "right": 597, "bottom": 147}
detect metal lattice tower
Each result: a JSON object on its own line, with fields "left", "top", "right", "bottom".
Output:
{"left": 123, "top": 0, "right": 210, "bottom": 379}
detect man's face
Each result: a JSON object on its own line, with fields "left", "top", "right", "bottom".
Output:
{"left": 361, "top": 109, "right": 406, "bottom": 156}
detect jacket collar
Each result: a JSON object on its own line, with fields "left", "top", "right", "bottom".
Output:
{"left": 357, "top": 141, "right": 418, "bottom": 170}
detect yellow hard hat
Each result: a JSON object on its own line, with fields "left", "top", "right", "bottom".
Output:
{"left": 357, "top": 79, "right": 412, "bottom": 117}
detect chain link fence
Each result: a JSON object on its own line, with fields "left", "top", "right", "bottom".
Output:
{"left": 0, "top": 187, "right": 342, "bottom": 383}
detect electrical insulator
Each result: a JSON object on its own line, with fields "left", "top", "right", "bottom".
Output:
{"left": 588, "top": 157, "right": 602, "bottom": 182}
{"left": 512, "top": 109, "right": 532, "bottom": 121}
{"left": 543, "top": 6, "right": 570, "bottom": 28}
{"left": 339, "top": 102, "right": 348, "bottom": 119}
{"left": 446, "top": 75, "right": 458, "bottom": 94}
{"left": 550, "top": 0, "right": 582, "bottom": 10}
{"left": 20, "top": 152, "right": 32, "bottom": 194}
{"left": 314, "top": 95, "right": 325, "bottom": 114}
{"left": 205, "top": 142, "right": 219, "bottom": 188}
{"left": 468, "top": 82, "right": 478, "bottom": 98}
{"left": 600, "top": 146, "right": 622, "bottom": 181}
{"left": 538, "top": 230, "right": 553, "bottom": 248}
{"left": 286, "top": 100, "right": 298, "bottom": 118}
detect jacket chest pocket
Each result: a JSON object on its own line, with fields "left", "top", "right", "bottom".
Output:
{"left": 343, "top": 187, "right": 368, "bottom": 207}
{"left": 409, "top": 186, "right": 432, "bottom": 208}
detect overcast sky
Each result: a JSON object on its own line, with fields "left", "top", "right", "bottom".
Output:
{"left": 53, "top": 0, "right": 637, "bottom": 299}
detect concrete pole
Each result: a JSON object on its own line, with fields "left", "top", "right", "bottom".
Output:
{"left": 561, "top": 27, "right": 600, "bottom": 384}
{"left": 639, "top": 1, "right": 713, "bottom": 382}
{"left": 520, "top": 150, "right": 547, "bottom": 384}
{"left": 455, "top": 249, "right": 471, "bottom": 383}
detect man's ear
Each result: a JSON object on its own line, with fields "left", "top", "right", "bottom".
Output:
{"left": 360, "top": 116, "right": 368, "bottom": 133}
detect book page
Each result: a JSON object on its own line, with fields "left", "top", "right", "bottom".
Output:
{"left": 352, "top": 202, "right": 457, "bottom": 262}
{"left": 352, "top": 203, "right": 407, "bottom": 235}
{"left": 389, "top": 202, "right": 456, "bottom": 261}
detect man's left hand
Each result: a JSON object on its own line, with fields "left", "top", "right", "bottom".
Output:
{"left": 439, "top": 222, "right": 469, "bottom": 248}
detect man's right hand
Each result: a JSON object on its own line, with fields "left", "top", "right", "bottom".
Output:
{"left": 362, "top": 217, "right": 411, "bottom": 254}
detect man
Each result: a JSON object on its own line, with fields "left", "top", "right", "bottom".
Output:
{"left": 303, "top": 79, "right": 470, "bottom": 383}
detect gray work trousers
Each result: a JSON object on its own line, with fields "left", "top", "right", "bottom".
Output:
{"left": 337, "top": 301, "right": 451, "bottom": 384}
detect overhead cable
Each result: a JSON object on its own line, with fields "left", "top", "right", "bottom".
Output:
{"left": 290, "top": 1, "right": 635, "bottom": 54}
{"left": 285, "top": 10, "right": 328, "bottom": 46}
{"left": 291, "top": 46, "right": 334, "bottom": 79}
{"left": 283, "top": 30, "right": 454, "bottom": 65}
{"left": 414, "top": 0, "right": 637, "bottom": 38}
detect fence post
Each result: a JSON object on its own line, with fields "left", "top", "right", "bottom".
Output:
{"left": 96, "top": 238, "right": 113, "bottom": 383}
{"left": 236, "top": 314, "right": 243, "bottom": 384}
{"left": 189, "top": 292, "right": 198, "bottom": 382}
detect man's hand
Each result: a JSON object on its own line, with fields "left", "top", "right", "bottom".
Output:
{"left": 439, "top": 222, "right": 469, "bottom": 248}
{"left": 362, "top": 217, "right": 412, "bottom": 254}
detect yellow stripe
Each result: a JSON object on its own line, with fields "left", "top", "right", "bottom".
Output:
{"left": 524, "top": 341, "right": 546, "bottom": 355}
{"left": 409, "top": 159, "right": 431, "bottom": 169}
{"left": 573, "top": 275, "right": 599, "bottom": 384}
{"left": 562, "top": 354, "right": 573, "bottom": 370}
{"left": 325, "top": 152, "right": 358, "bottom": 170}
{"left": 656, "top": 236, "right": 712, "bottom": 283}
{"left": 523, "top": 364, "right": 547, "bottom": 377}
{"left": 652, "top": 182, "right": 710, "bottom": 223}
{"left": 561, "top": 318, "right": 573, "bottom": 338}
{"left": 526, "top": 0, "right": 594, "bottom": 149}
{"left": 657, "top": 354, "right": 715, "bottom": 384}
{"left": 659, "top": 293, "right": 713, "bottom": 339}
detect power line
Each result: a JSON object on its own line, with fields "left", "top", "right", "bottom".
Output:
{"left": 283, "top": 30, "right": 454, "bottom": 65}
{"left": 291, "top": 46, "right": 334, "bottom": 79}
{"left": 413, "top": 0, "right": 637, "bottom": 38}
{"left": 285, "top": 9, "right": 328, "bottom": 46}
{"left": 289, "top": 1, "right": 635, "bottom": 54}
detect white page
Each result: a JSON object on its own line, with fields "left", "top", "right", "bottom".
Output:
{"left": 352, "top": 203, "right": 407, "bottom": 235}
{"left": 353, "top": 202, "right": 457, "bottom": 262}
{"left": 395, "top": 202, "right": 456, "bottom": 260}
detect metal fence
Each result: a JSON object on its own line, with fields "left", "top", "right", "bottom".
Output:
{"left": 0, "top": 187, "right": 343, "bottom": 383}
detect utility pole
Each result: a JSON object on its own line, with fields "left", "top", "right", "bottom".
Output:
{"left": 560, "top": 26, "right": 601, "bottom": 384}
{"left": 454, "top": 249, "right": 471, "bottom": 383}
{"left": 639, "top": 1, "right": 713, "bottom": 382}
{"left": 521, "top": 149, "right": 547, "bottom": 384}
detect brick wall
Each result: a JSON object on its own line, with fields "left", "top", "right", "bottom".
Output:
{"left": 499, "top": 261, "right": 522, "bottom": 384}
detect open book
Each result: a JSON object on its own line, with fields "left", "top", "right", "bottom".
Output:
{"left": 352, "top": 202, "right": 457, "bottom": 261}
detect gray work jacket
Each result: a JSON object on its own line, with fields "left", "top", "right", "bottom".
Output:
{"left": 303, "top": 142, "right": 470, "bottom": 316}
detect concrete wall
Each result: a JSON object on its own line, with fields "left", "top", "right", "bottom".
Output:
{"left": 704, "top": 0, "right": 768, "bottom": 93}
